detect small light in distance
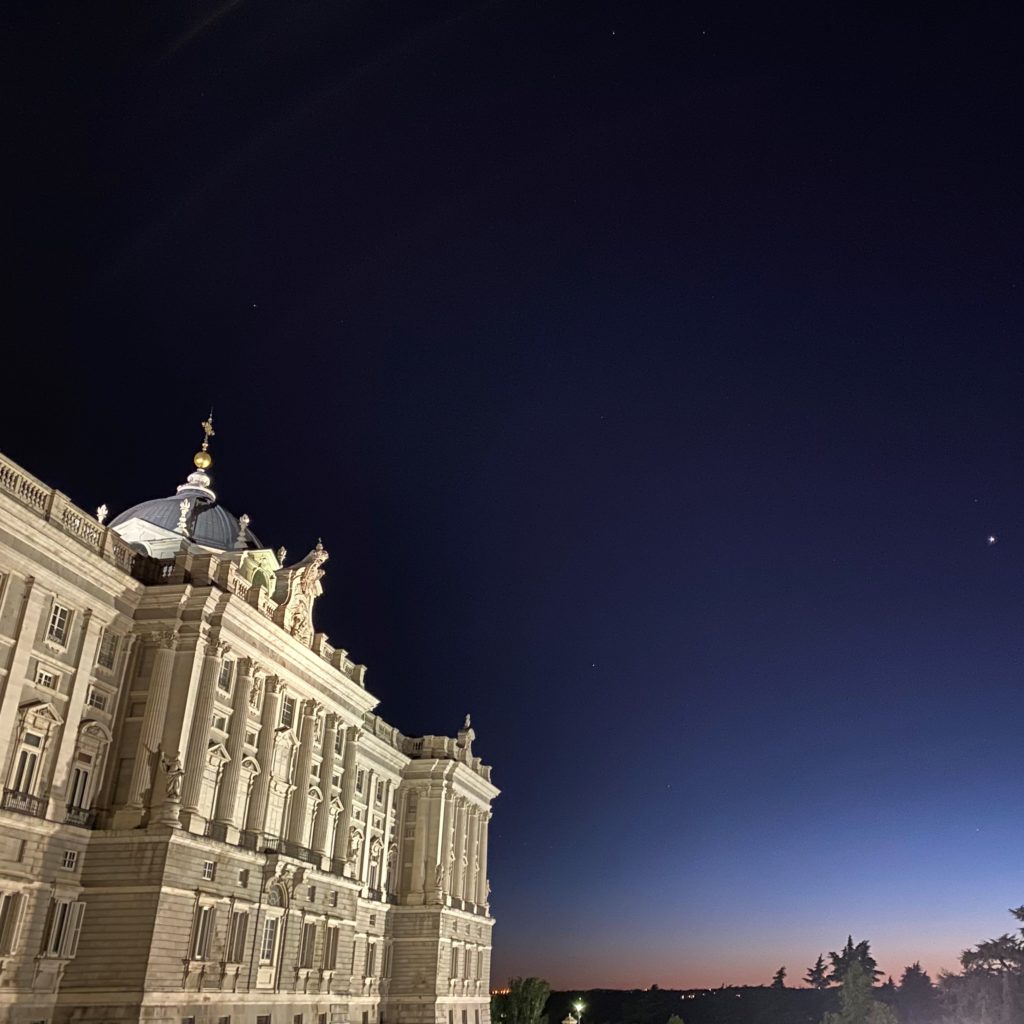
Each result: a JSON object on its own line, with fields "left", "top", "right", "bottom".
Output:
{"left": 987, "top": 535, "right": 998, "bottom": 546}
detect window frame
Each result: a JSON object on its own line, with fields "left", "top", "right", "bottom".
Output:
{"left": 46, "top": 603, "right": 71, "bottom": 646}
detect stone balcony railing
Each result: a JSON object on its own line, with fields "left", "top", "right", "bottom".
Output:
{"left": 0, "top": 451, "right": 138, "bottom": 573}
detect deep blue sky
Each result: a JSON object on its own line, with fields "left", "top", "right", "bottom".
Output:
{"left": 7, "top": 1, "right": 1024, "bottom": 987}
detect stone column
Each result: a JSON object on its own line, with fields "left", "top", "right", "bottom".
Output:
{"left": 452, "top": 798, "right": 468, "bottom": 899}
{"left": 358, "top": 769, "right": 376, "bottom": 884}
{"left": 180, "top": 639, "right": 227, "bottom": 823}
{"left": 47, "top": 610, "right": 103, "bottom": 817}
{"left": 464, "top": 805, "right": 480, "bottom": 907}
{"left": 213, "top": 659, "right": 256, "bottom": 831}
{"left": 431, "top": 783, "right": 454, "bottom": 903}
{"left": 333, "top": 726, "right": 360, "bottom": 871}
{"left": 379, "top": 778, "right": 396, "bottom": 894}
{"left": 245, "top": 676, "right": 283, "bottom": 833}
{"left": 286, "top": 700, "right": 318, "bottom": 845}
{"left": 476, "top": 811, "right": 490, "bottom": 906}
{"left": 114, "top": 630, "right": 177, "bottom": 827}
{"left": 311, "top": 713, "right": 339, "bottom": 857}
{"left": 0, "top": 579, "right": 48, "bottom": 759}
{"left": 408, "top": 785, "right": 430, "bottom": 903}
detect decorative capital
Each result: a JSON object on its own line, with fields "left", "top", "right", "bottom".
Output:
{"left": 265, "top": 675, "right": 285, "bottom": 695}
{"left": 212, "top": 638, "right": 231, "bottom": 659}
{"left": 153, "top": 629, "right": 178, "bottom": 650}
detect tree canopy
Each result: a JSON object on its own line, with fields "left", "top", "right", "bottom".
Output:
{"left": 829, "top": 937, "right": 883, "bottom": 984}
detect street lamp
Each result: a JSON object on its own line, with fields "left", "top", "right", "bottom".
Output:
{"left": 573, "top": 1001, "right": 585, "bottom": 1024}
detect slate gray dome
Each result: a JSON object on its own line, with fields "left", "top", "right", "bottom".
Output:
{"left": 110, "top": 487, "right": 263, "bottom": 551}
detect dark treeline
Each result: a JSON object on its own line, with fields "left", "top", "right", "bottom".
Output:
{"left": 546, "top": 987, "right": 840, "bottom": 1024}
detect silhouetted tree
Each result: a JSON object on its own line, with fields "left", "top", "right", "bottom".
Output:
{"left": 939, "top": 906, "right": 1024, "bottom": 1023}
{"left": 896, "top": 963, "right": 936, "bottom": 1024}
{"left": 500, "top": 978, "right": 551, "bottom": 1024}
{"left": 772, "top": 966, "right": 787, "bottom": 989}
{"left": 829, "top": 937, "right": 883, "bottom": 984}
{"left": 806, "top": 954, "right": 831, "bottom": 990}
{"left": 823, "top": 962, "right": 899, "bottom": 1024}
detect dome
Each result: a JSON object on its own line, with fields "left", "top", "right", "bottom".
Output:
{"left": 110, "top": 486, "right": 263, "bottom": 551}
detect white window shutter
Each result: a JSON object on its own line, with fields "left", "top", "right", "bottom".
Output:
{"left": 64, "top": 901, "right": 86, "bottom": 958}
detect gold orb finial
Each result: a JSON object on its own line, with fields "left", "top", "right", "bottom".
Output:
{"left": 193, "top": 449, "right": 213, "bottom": 470}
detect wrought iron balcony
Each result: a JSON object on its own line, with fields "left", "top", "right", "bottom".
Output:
{"left": 2, "top": 789, "right": 47, "bottom": 818}
{"left": 64, "top": 804, "right": 97, "bottom": 829}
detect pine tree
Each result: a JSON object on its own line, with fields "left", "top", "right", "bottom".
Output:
{"left": 829, "top": 936, "right": 883, "bottom": 984}
{"left": 771, "top": 966, "right": 787, "bottom": 989}
{"left": 806, "top": 954, "right": 830, "bottom": 990}
{"left": 822, "top": 961, "right": 899, "bottom": 1024}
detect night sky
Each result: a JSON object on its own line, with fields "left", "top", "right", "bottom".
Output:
{"left": 6, "top": 2, "right": 1024, "bottom": 988}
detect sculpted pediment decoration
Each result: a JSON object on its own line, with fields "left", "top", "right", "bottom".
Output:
{"left": 206, "top": 742, "right": 231, "bottom": 766}
{"left": 79, "top": 718, "right": 113, "bottom": 743}
{"left": 19, "top": 700, "right": 63, "bottom": 726}
{"left": 271, "top": 541, "right": 328, "bottom": 648}
{"left": 240, "top": 755, "right": 261, "bottom": 775}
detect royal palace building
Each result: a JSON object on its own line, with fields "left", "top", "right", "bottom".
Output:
{"left": 0, "top": 423, "right": 497, "bottom": 1024}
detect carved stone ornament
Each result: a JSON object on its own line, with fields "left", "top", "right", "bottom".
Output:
{"left": 347, "top": 826, "right": 363, "bottom": 860}
{"left": 154, "top": 629, "right": 178, "bottom": 650}
{"left": 249, "top": 677, "right": 263, "bottom": 710}
{"left": 370, "top": 835, "right": 383, "bottom": 856}
{"left": 271, "top": 541, "right": 328, "bottom": 648}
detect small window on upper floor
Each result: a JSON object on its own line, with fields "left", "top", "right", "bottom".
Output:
{"left": 96, "top": 630, "right": 118, "bottom": 670}
{"left": 245, "top": 730, "right": 257, "bottom": 746}
{"left": 356, "top": 769, "right": 365, "bottom": 794}
{"left": 334, "top": 730, "right": 344, "bottom": 755}
{"left": 328, "top": 890, "right": 338, "bottom": 908}
{"left": 35, "top": 667, "right": 57, "bottom": 690}
{"left": 307, "top": 886, "right": 316, "bottom": 902}
{"left": 46, "top": 603, "right": 71, "bottom": 646}
{"left": 217, "top": 661, "right": 233, "bottom": 692}
{"left": 86, "top": 689, "right": 107, "bottom": 711}
{"left": 202, "top": 861, "right": 215, "bottom": 881}
{"left": 375, "top": 780, "right": 384, "bottom": 804}
{"left": 61, "top": 851, "right": 78, "bottom": 871}
{"left": 280, "top": 696, "right": 296, "bottom": 729}
{"left": 212, "top": 714, "right": 228, "bottom": 732}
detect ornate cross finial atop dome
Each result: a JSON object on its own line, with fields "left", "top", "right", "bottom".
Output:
{"left": 177, "top": 411, "right": 217, "bottom": 500}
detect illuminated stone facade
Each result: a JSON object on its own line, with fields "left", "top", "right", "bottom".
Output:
{"left": 0, "top": 441, "right": 497, "bottom": 1024}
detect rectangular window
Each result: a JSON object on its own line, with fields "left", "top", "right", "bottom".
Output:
{"left": 218, "top": 1018, "right": 231, "bottom": 1024}
{"left": 280, "top": 696, "right": 296, "bottom": 729}
{"left": 44, "top": 899, "right": 85, "bottom": 959}
{"left": 97, "top": 630, "right": 118, "bottom": 669}
{"left": 260, "top": 917, "right": 278, "bottom": 962}
{"left": 35, "top": 667, "right": 57, "bottom": 689}
{"left": 299, "top": 921, "right": 317, "bottom": 969}
{"left": 464, "top": 948, "right": 472, "bottom": 979}
{"left": 362, "top": 1013, "right": 369, "bottom": 1024}
{"left": 375, "top": 780, "right": 384, "bottom": 803}
{"left": 226, "top": 910, "right": 249, "bottom": 962}
{"left": 319, "top": 1015, "right": 328, "bottom": 1024}
{"left": 256, "top": 1017, "right": 272, "bottom": 1024}
{"left": 12, "top": 737, "right": 41, "bottom": 794}
{"left": 450, "top": 945, "right": 459, "bottom": 979}
{"left": 212, "top": 714, "right": 228, "bottom": 731}
{"left": 86, "top": 688, "right": 108, "bottom": 711}
{"left": 47, "top": 603, "right": 70, "bottom": 645}
{"left": 328, "top": 890, "right": 338, "bottom": 908}
{"left": 449, "top": 1012, "right": 455, "bottom": 1024}
{"left": 366, "top": 941, "right": 377, "bottom": 978}
{"left": 246, "top": 730, "right": 257, "bottom": 746}
{"left": 462, "top": 1012, "right": 468, "bottom": 1024}
{"left": 182, "top": 1017, "right": 196, "bottom": 1024}
{"left": 294, "top": 1016, "right": 303, "bottom": 1024}
{"left": 0, "top": 892, "right": 25, "bottom": 954}
{"left": 307, "top": 886, "right": 316, "bottom": 902}
{"left": 217, "top": 661, "right": 233, "bottom": 692}
{"left": 356, "top": 769, "right": 365, "bottom": 794}
{"left": 476, "top": 1013, "right": 481, "bottom": 1024}
{"left": 202, "top": 861, "right": 216, "bottom": 881}
{"left": 334, "top": 730, "right": 343, "bottom": 755}
{"left": 323, "top": 926, "right": 339, "bottom": 970}
{"left": 191, "top": 905, "right": 215, "bottom": 960}
{"left": 382, "top": 942, "right": 392, "bottom": 978}
{"left": 68, "top": 766, "right": 91, "bottom": 809}
{"left": 238, "top": 869, "right": 249, "bottom": 887}
{"left": 61, "top": 850, "right": 78, "bottom": 871}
